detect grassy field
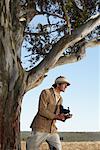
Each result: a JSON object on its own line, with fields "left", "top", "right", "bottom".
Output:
{"left": 21, "top": 131, "right": 100, "bottom": 142}
{"left": 21, "top": 141, "right": 100, "bottom": 150}
{"left": 21, "top": 131, "right": 100, "bottom": 150}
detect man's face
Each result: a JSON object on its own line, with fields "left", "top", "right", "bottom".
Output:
{"left": 58, "top": 83, "right": 68, "bottom": 92}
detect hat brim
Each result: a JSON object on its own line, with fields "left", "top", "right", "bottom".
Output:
{"left": 66, "top": 82, "right": 70, "bottom": 86}
{"left": 52, "top": 82, "right": 70, "bottom": 87}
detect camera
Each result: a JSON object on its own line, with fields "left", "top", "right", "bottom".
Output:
{"left": 60, "top": 105, "right": 72, "bottom": 121}
{"left": 60, "top": 105, "right": 70, "bottom": 115}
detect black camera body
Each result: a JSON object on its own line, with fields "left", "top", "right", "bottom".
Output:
{"left": 60, "top": 105, "right": 72, "bottom": 121}
{"left": 60, "top": 105, "right": 70, "bottom": 115}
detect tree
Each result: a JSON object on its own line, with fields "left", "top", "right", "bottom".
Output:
{"left": 0, "top": 0, "right": 100, "bottom": 149}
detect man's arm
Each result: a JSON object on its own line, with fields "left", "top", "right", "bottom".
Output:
{"left": 38, "top": 90, "right": 57, "bottom": 120}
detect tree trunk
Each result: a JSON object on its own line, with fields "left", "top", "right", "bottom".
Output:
{"left": 0, "top": 36, "right": 25, "bottom": 150}
{"left": 0, "top": 40, "right": 24, "bottom": 150}
{"left": 0, "top": 94, "right": 21, "bottom": 150}
{"left": 0, "top": 48, "right": 25, "bottom": 149}
{"left": 0, "top": 1, "right": 25, "bottom": 149}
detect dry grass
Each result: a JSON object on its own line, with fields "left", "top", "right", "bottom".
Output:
{"left": 21, "top": 141, "right": 100, "bottom": 150}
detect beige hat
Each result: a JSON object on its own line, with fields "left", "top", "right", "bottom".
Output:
{"left": 52, "top": 76, "right": 70, "bottom": 86}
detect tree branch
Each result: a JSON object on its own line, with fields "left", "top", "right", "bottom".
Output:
{"left": 53, "top": 48, "right": 85, "bottom": 68}
{"left": 37, "top": 10, "right": 64, "bottom": 20}
{"left": 85, "top": 39, "right": 100, "bottom": 48}
{"left": 53, "top": 38, "right": 100, "bottom": 68}
{"left": 25, "top": 14, "right": 100, "bottom": 91}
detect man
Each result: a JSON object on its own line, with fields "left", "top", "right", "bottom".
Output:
{"left": 26, "top": 76, "right": 72, "bottom": 150}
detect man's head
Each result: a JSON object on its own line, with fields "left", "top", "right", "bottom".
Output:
{"left": 52, "top": 76, "right": 70, "bottom": 92}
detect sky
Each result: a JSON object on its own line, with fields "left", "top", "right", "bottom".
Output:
{"left": 20, "top": 46, "right": 100, "bottom": 132}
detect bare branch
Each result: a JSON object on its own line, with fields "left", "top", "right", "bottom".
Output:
{"left": 53, "top": 48, "right": 86, "bottom": 68}
{"left": 37, "top": 10, "right": 64, "bottom": 20}
{"left": 53, "top": 38, "right": 100, "bottom": 67}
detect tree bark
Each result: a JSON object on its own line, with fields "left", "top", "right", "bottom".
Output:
{"left": 0, "top": 37, "right": 25, "bottom": 149}
{"left": 0, "top": 94, "right": 21, "bottom": 150}
{"left": 0, "top": 36, "right": 24, "bottom": 150}
{"left": 0, "top": 1, "right": 25, "bottom": 149}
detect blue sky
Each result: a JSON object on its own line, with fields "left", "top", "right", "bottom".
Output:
{"left": 20, "top": 46, "right": 100, "bottom": 132}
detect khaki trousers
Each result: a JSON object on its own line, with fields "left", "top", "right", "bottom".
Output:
{"left": 26, "top": 131, "right": 62, "bottom": 150}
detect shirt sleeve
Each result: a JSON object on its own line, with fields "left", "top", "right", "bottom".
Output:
{"left": 38, "top": 90, "right": 56, "bottom": 120}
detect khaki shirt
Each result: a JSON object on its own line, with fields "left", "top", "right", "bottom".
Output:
{"left": 30, "top": 88, "right": 63, "bottom": 133}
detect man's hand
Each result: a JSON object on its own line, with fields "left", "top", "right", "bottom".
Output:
{"left": 64, "top": 114, "right": 73, "bottom": 120}
{"left": 55, "top": 113, "right": 65, "bottom": 121}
